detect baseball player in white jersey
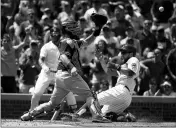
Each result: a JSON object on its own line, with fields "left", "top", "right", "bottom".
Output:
{"left": 29, "top": 27, "right": 77, "bottom": 112}
{"left": 98, "top": 44, "right": 140, "bottom": 115}
{"left": 75, "top": 44, "right": 140, "bottom": 119}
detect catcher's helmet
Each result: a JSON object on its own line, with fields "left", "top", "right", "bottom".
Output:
{"left": 61, "top": 19, "right": 82, "bottom": 38}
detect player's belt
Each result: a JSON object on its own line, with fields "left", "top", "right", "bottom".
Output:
{"left": 50, "top": 70, "right": 57, "bottom": 73}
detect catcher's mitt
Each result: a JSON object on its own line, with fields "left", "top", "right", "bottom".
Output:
{"left": 90, "top": 13, "right": 108, "bottom": 28}
{"left": 90, "top": 13, "right": 108, "bottom": 36}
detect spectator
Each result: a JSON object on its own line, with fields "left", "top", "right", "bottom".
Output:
{"left": 170, "top": 23, "right": 176, "bottom": 44}
{"left": 78, "top": 16, "right": 88, "bottom": 38}
{"left": 139, "top": 48, "right": 165, "bottom": 95}
{"left": 142, "top": 47, "right": 151, "bottom": 60}
{"left": 102, "top": 24, "right": 120, "bottom": 56}
{"left": 57, "top": 1, "right": 74, "bottom": 23}
{"left": 166, "top": 42, "right": 176, "bottom": 90}
{"left": 125, "top": 3, "right": 144, "bottom": 32}
{"left": 42, "top": 7, "right": 53, "bottom": 22}
{"left": 143, "top": 78, "right": 157, "bottom": 96}
{"left": 19, "top": 40, "right": 40, "bottom": 93}
{"left": 1, "top": 33, "right": 28, "bottom": 93}
{"left": 1, "top": 6, "right": 8, "bottom": 37}
{"left": 155, "top": 80, "right": 176, "bottom": 96}
{"left": 8, "top": 26, "right": 23, "bottom": 72}
{"left": 120, "top": 26, "right": 141, "bottom": 58}
{"left": 13, "top": 13, "right": 24, "bottom": 37}
{"left": 18, "top": 8, "right": 43, "bottom": 41}
{"left": 165, "top": 17, "right": 176, "bottom": 41}
{"left": 135, "top": 20, "right": 157, "bottom": 54}
{"left": 89, "top": 40, "right": 110, "bottom": 92}
{"left": 40, "top": 14, "right": 52, "bottom": 32}
{"left": 74, "top": 0, "right": 89, "bottom": 21}
{"left": 156, "top": 26, "right": 172, "bottom": 54}
{"left": 84, "top": 0, "right": 108, "bottom": 28}
{"left": 43, "top": 19, "right": 60, "bottom": 44}
{"left": 95, "top": 24, "right": 120, "bottom": 57}
{"left": 110, "top": 5, "right": 132, "bottom": 39}
{"left": 150, "top": 24, "right": 158, "bottom": 37}
{"left": 17, "top": 0, "right": 30, "bottom": 21}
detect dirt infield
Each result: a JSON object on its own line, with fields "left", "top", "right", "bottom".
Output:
{"left": 1, "top": 119, "right": 176, "bottom": 128}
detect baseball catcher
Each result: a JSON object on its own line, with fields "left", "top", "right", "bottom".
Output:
{"left": 21, "top": 13, "right": 109, "bottom": 123}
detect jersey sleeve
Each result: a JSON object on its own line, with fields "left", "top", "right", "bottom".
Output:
{"left": 126, "top": 57, "right": 140, "bottom": 74}
{"left": 40, "top": 44, "right": 47, "bottom": 57}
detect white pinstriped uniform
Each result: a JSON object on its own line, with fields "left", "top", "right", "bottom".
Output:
{"left": 97, "top": 57, "right": 140, "bottom": 115}
{"left": 30, "top": 41, "right": 76, "bottom": 110}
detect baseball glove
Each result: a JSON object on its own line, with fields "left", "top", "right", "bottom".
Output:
{"left": 90, "top": 13, "right": 108, "bottom": 36}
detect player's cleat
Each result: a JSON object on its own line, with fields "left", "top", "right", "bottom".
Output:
{"left": 125, "top": 112, "right": 137, "bottom": 122}
{"left": 21, "top": 112, "right": 34, "bottom": 121}
{"left": 71, "top": 113, "right": 79, "bottom": 121}
{"left": 92, "top": 115, "right": 112, "bottom": 123}
{"left": 21, "top": 109, "right": 45, "bottom": 121}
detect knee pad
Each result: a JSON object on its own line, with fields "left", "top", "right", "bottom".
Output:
{"left": 66, "top": 92, "right": 76, "bottom": 105}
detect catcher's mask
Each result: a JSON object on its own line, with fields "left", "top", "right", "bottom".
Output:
{"left": 61, "top": 19, "right": 82, "bottom": 39}
{"left": 50, "top": 27, "right": 61, "bottom": 41}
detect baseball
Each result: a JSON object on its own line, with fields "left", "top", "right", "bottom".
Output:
{"left": 159, "top": 6, "right": 164, "bottom": 12}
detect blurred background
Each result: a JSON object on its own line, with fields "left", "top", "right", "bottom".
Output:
{"left": 1, "top": 0, "right": 176, "bottom": 98}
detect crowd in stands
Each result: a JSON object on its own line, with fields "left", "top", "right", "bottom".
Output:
{"left": 1, "top": 0, "right": 176, "bottom": 97}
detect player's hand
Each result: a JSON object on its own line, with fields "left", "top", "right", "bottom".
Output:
{"left": 71, "top": 67, "right": 78, "bottom": 76}
{"left": 42, "top": 65, "right": 50, "bottom": 74}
